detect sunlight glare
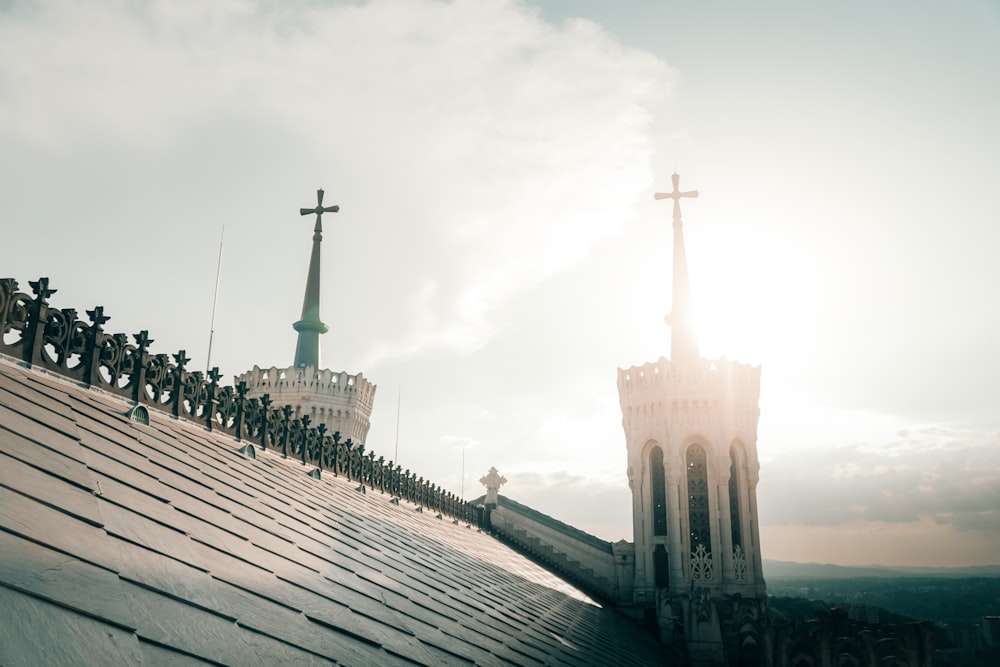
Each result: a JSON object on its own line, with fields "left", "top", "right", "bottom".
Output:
{"left": 688, "top": 223, "right": 816, "bottom": 369}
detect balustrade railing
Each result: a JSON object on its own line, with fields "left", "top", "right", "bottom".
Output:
{"left": 0, "top": 277, "right": 479, "bottom": 526}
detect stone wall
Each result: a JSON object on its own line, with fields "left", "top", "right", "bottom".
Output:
{"left": 487, "top": 499, "right": 624, "bottom": 604}
{"left": 237, "top": 364, "right": 375, "bottom": 445}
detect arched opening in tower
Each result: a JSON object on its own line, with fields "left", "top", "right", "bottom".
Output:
{"left": 650, "top": 445, "right": 668, "bottom": 536}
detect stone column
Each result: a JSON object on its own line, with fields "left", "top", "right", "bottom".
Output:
{"left": 744, "top": 456, "right": 764, "bottom": 594}
{"left": 716, "top": 456, "right": 735, "bottom": 585}
{"left": 632, "top": 482, "right": 652, "bottom": 589}
{"left": 630, "top": 464, "right": 649, "bottom": 590}
{"left": 612, "top": 541, "right": 635, "bottom": 605}
{"left": 666, "top": 456, "right": 685, "bottom": 587}
{"left": 747, "top": 486, "right": 764, "bottom": 585}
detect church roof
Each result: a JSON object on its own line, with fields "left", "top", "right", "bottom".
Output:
{"left": 0, "top": 334, "right": 664, "bottom": 665}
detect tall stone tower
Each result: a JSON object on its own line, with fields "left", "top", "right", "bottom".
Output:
{"left": 617, "top": 174, "right": 765, "bottom": 664}
{"left": 237, "top": 190, "right": 376, "bottom": 445}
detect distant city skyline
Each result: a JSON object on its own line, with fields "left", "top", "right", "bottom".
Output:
{"left": 1, "top": 0, "right": 997, "bottom": 567}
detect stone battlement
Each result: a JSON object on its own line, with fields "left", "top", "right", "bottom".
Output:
{"left": 236, "top": 364, "right": 376, "bottom": 445}
{"left": 617, "top": 356, "right": 761, "bottom": 439}
{"left": 237, "top": 365, "right": 376, "bottom": 406}
{"left": 617, "top": 356, "right": 760, "bottom": 399}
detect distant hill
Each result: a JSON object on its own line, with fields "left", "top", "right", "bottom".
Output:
{"left": 763, "top": 564, "right": 1000, "bottom": 625}
{"left": 763, "top": 559, "right": 1000, "bottom": 579}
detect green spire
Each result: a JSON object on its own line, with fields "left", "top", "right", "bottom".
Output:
{"left": 293, "top": 189, "right": 338, "bottom": 368}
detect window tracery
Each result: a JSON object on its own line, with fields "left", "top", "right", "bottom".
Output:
{"left": 686, "top": 443, "right": 711, "bottom": 553}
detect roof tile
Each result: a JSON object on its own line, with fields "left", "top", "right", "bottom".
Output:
{"left": 0, "top": 358, "right": 665, "bottom": 665}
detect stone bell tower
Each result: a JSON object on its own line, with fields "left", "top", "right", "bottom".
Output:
{"left": 617, "top": 174, "right": 765, "bottom": 664}
{"left": 237, "top": 189, "right": 376, "bottom": 445}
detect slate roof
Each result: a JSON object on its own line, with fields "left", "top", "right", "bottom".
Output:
{"left": 0, "top": 356, "right": 665, "bottom": 666}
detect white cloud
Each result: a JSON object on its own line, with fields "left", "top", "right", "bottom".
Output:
{"left": 0, "top": 0, "right": 672, "bottom": 373}
{"left": 759, "top": 424, "right": 1000, "bottom": 533}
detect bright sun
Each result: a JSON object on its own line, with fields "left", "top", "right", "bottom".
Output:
{"left": 685, "top": 223, "right": 817, "bottom": 369}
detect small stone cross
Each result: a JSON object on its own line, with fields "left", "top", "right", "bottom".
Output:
{"left": 654, "top": 172, "right": 698, "bottom": 221}
{"left": 480, "top": 466, "right": 507, "bottom": 508}
{"left": 300, "top": 189, "right": 339, "bottom": 236}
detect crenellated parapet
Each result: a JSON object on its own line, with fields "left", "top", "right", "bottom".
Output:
{"left": 617, "top": 355, "right": 761, "bottom": 453}
{"left": 236, "top": 364, "right": 376, "bottom": 446}
{"left": 238, "top": 365, "right": 375, "bottom": 405}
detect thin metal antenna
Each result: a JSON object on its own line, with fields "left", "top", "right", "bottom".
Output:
{"left": 393, "top": 387, "right": 401, "bottom": 464}
{"left": 206, "top": 225, "right": 225, "bottom": 374}
{"left": 461, "top": 443, "right": 466, "bottom": 501}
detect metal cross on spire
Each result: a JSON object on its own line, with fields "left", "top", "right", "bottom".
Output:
{"left": 654, "top": 173, "right": 700, "bottom": 364}
{"left": 654, "top": 172, "right": 699, "bottom": 221}
{"left": 293, "top": 189, "right": 339, "bottom": 368}
{"left": 300, "top": 188, "right": 340, "bottom": 237}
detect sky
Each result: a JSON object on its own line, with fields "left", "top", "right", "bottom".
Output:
{"left": 1, "top": 0, "right": 998, "bottom": 568}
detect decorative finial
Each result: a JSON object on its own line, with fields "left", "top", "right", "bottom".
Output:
{"left": 479, "top": 466, "right": 507, "bottom": 508}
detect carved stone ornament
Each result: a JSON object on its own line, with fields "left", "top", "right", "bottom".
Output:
{"left": 691, "top": 543, "right": 713, "bottom": 584}
{"left": 733, "top": 544, "right": 747, "bottom": 582}
{"left": 479, "top": 466, "right": 507, "bottom": 506}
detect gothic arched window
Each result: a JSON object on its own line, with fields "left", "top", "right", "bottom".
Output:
{"left": 650, "top": 445, "right": 667, "bottom": 536}
{"left": 729, "top": 445, "right": 743, "bottom": 549}
{"left": 686, "top": 443, "right": 711, "bottom": 553}
{"left": 653, "top": 543, "right": 669, "bottom": 588}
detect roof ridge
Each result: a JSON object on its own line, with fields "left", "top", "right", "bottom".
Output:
{"left": 491, "top": 494, "right": 614, "bottom": 554}
{"left": 0, "top": 275, "right": 475, "bottom": 525}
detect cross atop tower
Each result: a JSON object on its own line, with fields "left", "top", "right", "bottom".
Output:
{"left": 654, "top": 173, "right": 699, "bottom": 364}
{"left": 293, "top": 189, "right": 338, "bottom": 368}
{"left": 300, "top": 188, "right": 340, "bottom": 237}
{"left": 619, "top": 175, "right": 766, "bottom": 655}
{"left": 654, "top": 172, "right": 699, "bottom": 222}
